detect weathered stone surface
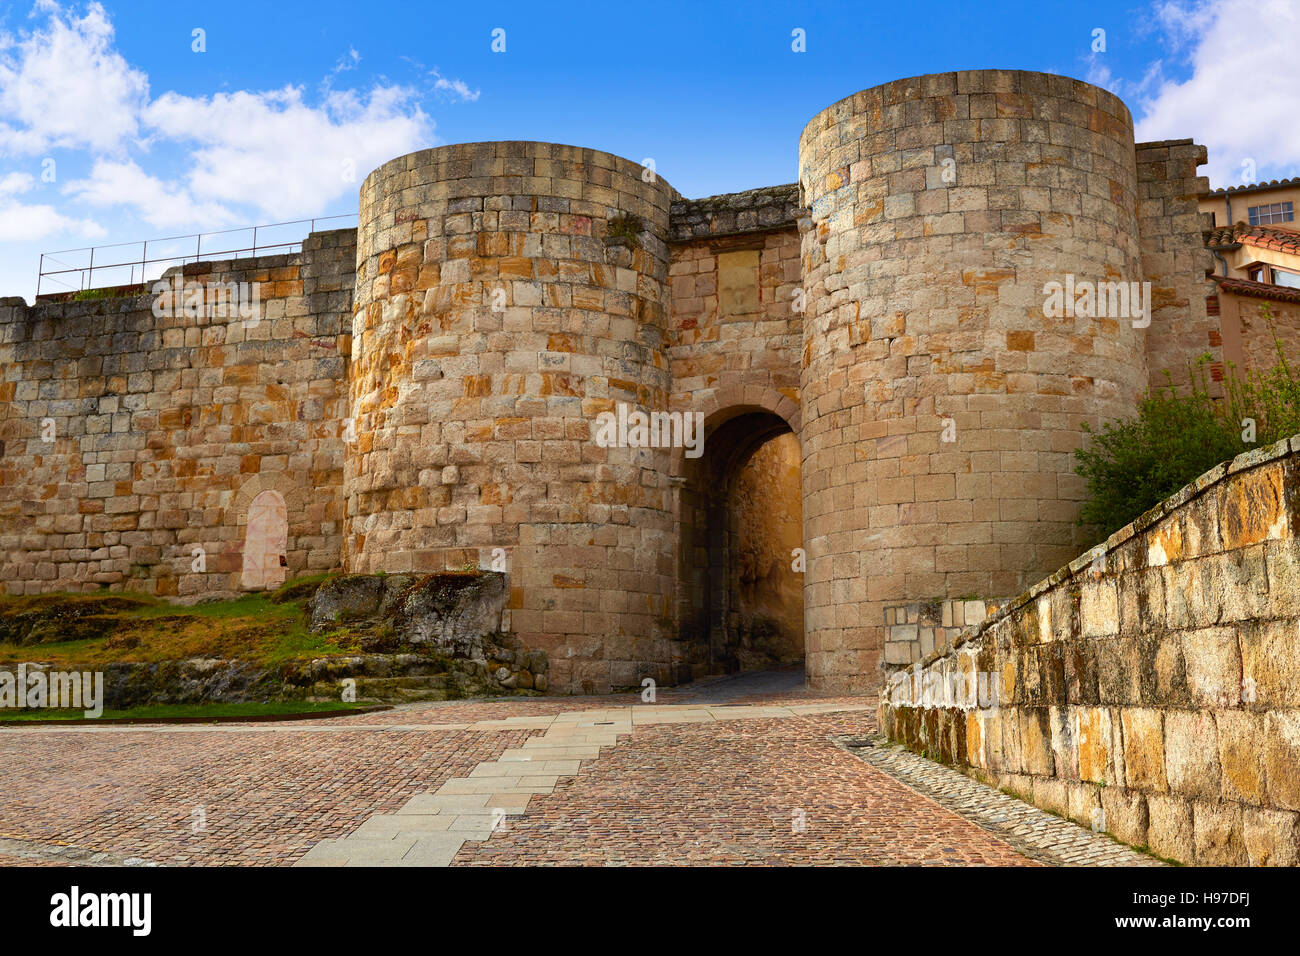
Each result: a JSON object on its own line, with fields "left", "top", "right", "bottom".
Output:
{"left": 1075, "top": 706, "right": 1113, "bottom": 784}
{"left": 392, "top": 573, "right": 508, "bottom": 659}
{"left": 1163, "top": 711, "right": 1220, "bottom": 799}
{"left": 1218, "top": 463, "right": 1286, "bottom": 549}
{"left": 0, "top": 658, "right": 282, "bottom": 709}
{"left": 1100, "top": 787, "right": 1148, "bottom": 847}
{"left": 1080, "top": 582, "right": 1118, "bottom": 638}
{"left": 1031, "top": 777, "right": 1069, "bottom": 818}
{"left": 1019, "top": 708, "right": 1055, "bottom": 776}
{"left": 1240, "top": 620, "right": 1300, "bottom": 708}
{"left": 1181, "top": 627, "right": 1241, "bottom": 707}
{"left": 1242, "top": 807, "right": 1300, "bottom": 866}
{"left": 1146, "top": 794, "right": 1195, "bottom": 862}
{"left": 1264, "top": 711, "right": 1300, "bottom": 811}
{"left": 881, "top": 439, "right": 1300, "bottom": 866}
{"left": 305, "top": 572, "right": 545, "bottom": 693}
{"left": 1192, "top": 801, "right": 1247, "bottom": 866}
{"left": 1066, "top": 781, "right": 1102, "bottom": 829}
{"left": 1095, "top": 637, "right": 1142, "bottom": 705}
{"left": 1121, "top": 708, "right": 1168, "bottom": 792}
{"left": 308, "top": 574, "right": 402, "bottom": 631}
{"left": 1216, "top": 710, "right": 1266, "bottom": 804}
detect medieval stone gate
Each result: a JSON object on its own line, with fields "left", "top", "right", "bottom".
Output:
{"left": 0, "top": 70, "right": 1215, "bottom": 693}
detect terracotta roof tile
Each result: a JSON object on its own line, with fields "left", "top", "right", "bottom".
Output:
{"left": 1211, "top": 274, "right": 1300, "bottom": 304}
{"left": 1204, "top": 222, "right": 1300, "bottom": 254}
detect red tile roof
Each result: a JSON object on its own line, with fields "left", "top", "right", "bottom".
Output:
{"left": 1204, "top": 222, "right": 1300, "bottom": 255}
{"left": 1211, "top": 274, "right": 1300, "bottom": 304}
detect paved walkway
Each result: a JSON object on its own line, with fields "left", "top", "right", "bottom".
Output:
{"left": 0, "top": 672, "right": 1146, "bottom": 867}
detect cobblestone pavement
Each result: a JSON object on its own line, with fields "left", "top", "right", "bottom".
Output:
{"left": 450, "top": 706, "right": 1036, "bottom": 866}
{"left": 837, "top": 735, "right": 1164, "bottom": 867}
{"left": 0, "top": 672, "right": 1141, "bottom": 867}
{"left": 0, "top": 725, "right": 538, "bottom": 865}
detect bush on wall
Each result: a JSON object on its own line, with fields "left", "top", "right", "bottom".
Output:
{"left": 1075, "top": 305, "right": 1300, "bottom": 538}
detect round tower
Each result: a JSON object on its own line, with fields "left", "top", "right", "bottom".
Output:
{"left": 797, "top": 70, "right": 1147, "bottom": 692}
{"left": 346, "top": 141, "right": 678, "bottom": 693}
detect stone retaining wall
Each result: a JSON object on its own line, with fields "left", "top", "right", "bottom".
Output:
{"left": 880, "top": 436, "right": 1300, "bottom": 865}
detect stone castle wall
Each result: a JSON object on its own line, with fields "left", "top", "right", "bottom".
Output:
{"left": 880, "top": 438, "right": 1300, "bottom": 865}
{"left": 0, "top": 70, "right": 1223, "bottom": 694}
{"left": 665, "top": 188, "right": 804, "bottom": 667}
{"left": 0, "top": 230, "right": 354, "bottom": 599}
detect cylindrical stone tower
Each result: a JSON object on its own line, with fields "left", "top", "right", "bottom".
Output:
{"left": 797, "top": 70, "right": 1147, "bottom": 692}
{"left": 346, "top": 141, "right": 678, "bottom": 693}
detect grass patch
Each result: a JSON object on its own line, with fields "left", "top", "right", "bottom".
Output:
{"left": 0, "top": 700, "right": 379, "bottom": 724}
{"left": 1132, "top": 844, "right": 1184, "bottom": 866}
{"left": 0, "top": 575, "right": 362, "bottom": 669}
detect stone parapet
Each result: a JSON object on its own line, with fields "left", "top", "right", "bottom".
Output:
{"left": 881, "top": 435, "right": 1300, "bottom": 866}
{"left": 668, "top": 184, "right": 803, "bottom": 241}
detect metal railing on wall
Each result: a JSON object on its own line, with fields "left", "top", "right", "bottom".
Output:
{"left": 36, "top": 214, "right": 359, "bottom": 299}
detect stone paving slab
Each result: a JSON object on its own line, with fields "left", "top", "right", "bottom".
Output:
{"left": 0, "top": 724, "right": 539, "bottom": 866}
{"left": 351, "top": 814, "right": 454, "bottom": 837}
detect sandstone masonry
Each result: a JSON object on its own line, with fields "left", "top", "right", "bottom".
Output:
{"left": 0, "top": 70, "right": 1225, "bottom": 694}
{"left": 880, "top": 436, "right": 1300, "bottom": 865}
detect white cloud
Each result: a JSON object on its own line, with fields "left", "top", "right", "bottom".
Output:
{"left": 1135, "top": 0, "right": 1300, "bottom": 187}
{"left": 0, "top": 168, "right": 102, "bottom": 241}
{"left": 0, "top": 0, "right": 148, "bottom": 155}
{"left": 0, "top": 172, "right": 36, "bottom": 196}
{"left": 62, "top": 158, "right": 234, "bottom": 229}
{"left": 142, "top": 84, "right": 432, "bottom": 219}
{"left": 0, "top": 0, "right": 442, "bottom": 247}
{"left": 431, "top": 69, "right": 480, "bottom": 102}
{"left": 0, "top": 199, "right": 104, "bottom": 241}
{"left": 333, "top": 47, "right": 361, "bottom": 74}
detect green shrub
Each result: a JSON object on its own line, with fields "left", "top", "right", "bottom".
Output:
{"left": 1074, "top": 305, "right": 1300, "bottom": 538}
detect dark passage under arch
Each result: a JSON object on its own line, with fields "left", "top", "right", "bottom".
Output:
{"left": 677, "top": 410, "right": 804, "bottom": 678}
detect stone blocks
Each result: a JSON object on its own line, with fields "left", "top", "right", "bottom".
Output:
{"left": 882, "top": 440, "right": 1300, "bottom": 865}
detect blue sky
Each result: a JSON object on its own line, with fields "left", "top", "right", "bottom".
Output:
{"left": 1, "top": 0, "right": 1298, "bottom": 301}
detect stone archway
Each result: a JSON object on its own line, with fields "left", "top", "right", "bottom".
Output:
{"left": 241, "top": 490, "right": 288, "bottom": 590}
{"left": 674, "top": 395, "right": 804, "bottom": 680}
